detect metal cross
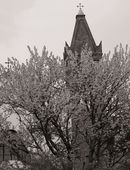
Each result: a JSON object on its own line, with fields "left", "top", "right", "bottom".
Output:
{"left": 77, "top": 3, "right": 84, "bottom": 10}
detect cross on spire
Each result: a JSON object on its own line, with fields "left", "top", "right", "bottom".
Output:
{"left": 77, "top": 3, "right": 84, "bottom": 10}
{"left": 77, "top": 3, "right": 84, "bottom": 15}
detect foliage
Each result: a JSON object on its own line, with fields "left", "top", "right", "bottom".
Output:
{"left": 0, "top": 46, "right": 73, "bottom": 170}
{"left": 0, "top": 44, "right": 130, "bottom": 169}
{"left": 0, "top": 160, "right": 30, "bottom": 170}
{"left": 65, "top": 44, "right": 130, "bottom": 169}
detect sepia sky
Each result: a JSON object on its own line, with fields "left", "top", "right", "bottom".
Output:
{"left": 0, "top": 0, "right": 130, "bottom": 64}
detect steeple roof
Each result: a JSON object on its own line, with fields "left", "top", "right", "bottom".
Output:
{"left": 64, "top": 5, "right": 102, "bottom": 62}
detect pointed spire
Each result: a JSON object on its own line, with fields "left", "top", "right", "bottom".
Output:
{"left": 71, "top": 4, "right": 96, "bottom": 53}
{"left": 64, "top": 4, "right": 102, "bottom": 62}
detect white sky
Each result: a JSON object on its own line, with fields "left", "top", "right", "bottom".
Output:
{"left": 0, "top": 0, "right": 130, "bottom": 64}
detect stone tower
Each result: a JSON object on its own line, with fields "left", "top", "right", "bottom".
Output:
{"left": 63, "top": 5, "right": 102, "bottom": 170}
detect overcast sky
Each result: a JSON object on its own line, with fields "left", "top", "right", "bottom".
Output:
{"left": 0, "top": 0, "right": 130, "bottom": 64}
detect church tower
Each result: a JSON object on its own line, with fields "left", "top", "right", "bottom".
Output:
{"left": 63, "top": 4, "right": 103, "bottom": 170}
{"left": 64, "top": 3, "right": 102, "bottom": 62}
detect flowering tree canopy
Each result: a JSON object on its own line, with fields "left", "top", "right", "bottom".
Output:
{"left": 0, "top": 44, "right": 130, "bottom": 170}
{"left": 0, "top": 46, "right": 73, "bottom": 170}
{"left": 65, "top": 44, "right": 130, "bottom": 169}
